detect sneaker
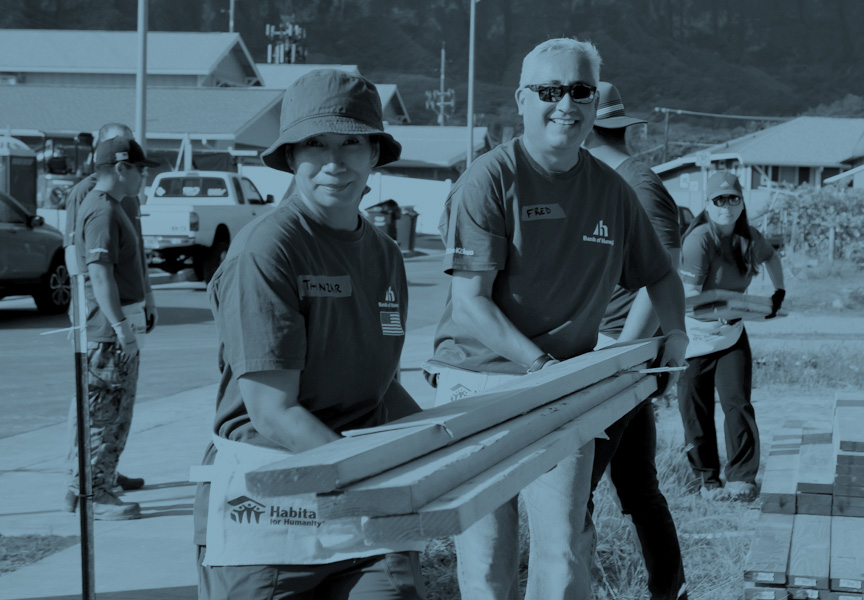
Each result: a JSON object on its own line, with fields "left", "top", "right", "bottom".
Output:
{"left": 92, "top": 489, "right": 141, "bottom": 521}
{"left": 699, "top": 484, "right": 731, "bottom": 501}
{"left": 725, "top": 481, "right": 758, "bottom": 502}
{"left": 115, "top": 473, "right": 145, "bottom": 491}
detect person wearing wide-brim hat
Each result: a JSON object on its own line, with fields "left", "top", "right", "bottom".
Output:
{"left": 677, "top": 171, "right": 785, "bottom": 503}
{"left": 193, "top": 69, "right": 427, "bottom": 600}
{"left": 583, "top": 81, "right": 688, "bottom": 600}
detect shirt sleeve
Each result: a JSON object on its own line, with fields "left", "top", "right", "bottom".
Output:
{"left": 211, "top": 251, "right": 306, "bottom": 377}
{"left": 749, "top": 227, "right": 776, "bottom": 264}
{"left": 81, "top": 204, "right": 118, "bottom": 266}
{"left": 634, "top": 177, "right": 681, "bottom": 251}
{"left": 618, "top": 186, "right": 673, "bottom": 291}
{"left": 679, "top": 227, "right": 712, "bottom": 287}
{"left": 441, "top": 176, "right": 509, "bottom": 275}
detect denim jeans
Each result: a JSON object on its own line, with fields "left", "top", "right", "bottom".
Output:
{"left": 435, "top": 368, "right": 597, "bottom": 600}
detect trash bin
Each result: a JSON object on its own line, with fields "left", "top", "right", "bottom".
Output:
{"left": 396, "top": 206, "right": 418, "bottom": 251}
{"left": 365, "top": 199, "right": 400, "bottom": 240}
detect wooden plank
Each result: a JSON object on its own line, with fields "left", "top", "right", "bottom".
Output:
{"left": 788, "top": 590, "right": 828, "bottom": 599}
{"left": 788, "top": 514, "right": 831, "bottom": 591}
{"left": 743, "top": 512, "right": 795, "bottom": 585}
{"left": 798, "top": 432, "right": 835, "bottom": 495}
{"left": 246, "top": 341, "right": 660, "bottom": 496}
{"left": 762, "top": 432, "right": 803, "bottom": 514}
{"left": 833, "top": 496, "right": 864, "bottom": 517}
{"left": 836, "top": 464, "right": 864, "bottom": 477}
{"left": 833, "top": 485, "right": 864, "bottom": 498}
{"left": 743, "top": 583, "right": 788, "bottom": 599}
{"left": 830, "top": 517, "right": 864, "bottom": 593}
{"left": 796, "top": 492, "right": 832, "bottom": 516}
{"left": 688, "top": 290, "right": 784, "bottom": 321}
{"left": 362, "top": 379, "right": 658, "bottom": 544}
{"left": 835, "top": 400, "right": 864, "bottom": 454}
{"left": 835, "top": 474, "right": 864, "bottom": 487}
{"left": 317, "top": 374, "right": 650, "bottom": 519}
{"left": 827, "top": 592, "right": 864, "bottom": 600}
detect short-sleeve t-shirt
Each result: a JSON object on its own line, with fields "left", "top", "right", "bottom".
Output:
{"left": 208, "top": 196, "right": 409, "bottom": 446}
{"left": 599, "top": 157, "right": 681, "bottom": 336}
{"left": 75, "top": 189, "right": 146, "bottom": 341}
{"left": 679, "top": 223, "right": 775, "bottom": 292}
{"left": 430, "top": 138, "right": 673, "bottom": 374}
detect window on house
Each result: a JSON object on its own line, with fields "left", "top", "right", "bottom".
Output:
{"left": 798, "top": 167, "right": 811, "bottom": 185}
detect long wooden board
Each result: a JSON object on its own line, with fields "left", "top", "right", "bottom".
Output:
{"left": 762, "top": 431, "right": 802, "bottom": 514}
{"left": 688, "top": 290, "right": 784, "bottom": 321}
{"left": 798, "top": 432, "right": 835, "bottom": 494}
{"left": 787, "top": 588, "right": 826, "bottom": 599}
{"left": 361, "top": 377, "right": 657, "bottom": 544}
{"left": 788, "top": 514, "right": 831, "bottom": 591}
{"left": 743, "top": 583, "right": 788, "bottom": 599}
{"left": 317, "top": 373, "right": 647, "bottom": 519}
{"left": 833, "top": 495, "right": 864, "bottom": 517}
{"left": 796, "top": 492, "right": 832, "bottom": 516}
{"left": 827, "top": 592, "right": 864, "bottom": 600}
{"left": 743, "top": 512, "right": 795, "bottom": 585}
{"left": 830, "top": 517, "right": 864, "bottom": 593}
{"left": 835, "top": 394, "right": 864, "bottom": 454}
{"left": 246, "top": 341, "right": 659, "bottom": 496}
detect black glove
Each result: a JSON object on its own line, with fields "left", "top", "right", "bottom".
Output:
{"left": 766, "top": 289, "right": 786, "bottom": 319}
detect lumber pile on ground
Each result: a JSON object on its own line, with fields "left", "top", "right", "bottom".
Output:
{"left": 687, "top": 289, "right": 786, "bottom": 322}
{"left": 743, "top": 391, "right": 864, "bottom": 599}
{"left": 246, "top": 340, "right": 662, "bottom": 544}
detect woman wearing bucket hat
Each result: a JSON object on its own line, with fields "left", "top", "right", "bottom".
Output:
{"left": 677, "top": 171, "right": 785, "bottom": 502}
{"left": 192, "top": 69, "right": 427, "bottom": 599}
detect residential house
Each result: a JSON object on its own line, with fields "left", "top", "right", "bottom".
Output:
{"left": 381, "top": 125, "right": 491, "bottom": 181}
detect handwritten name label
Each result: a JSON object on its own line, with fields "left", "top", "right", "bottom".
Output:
{"left": 298, "top": 275, "right": 352, "bottom": 298}
{"left": 522, "top": 204, "right": 566, "bottom": 221}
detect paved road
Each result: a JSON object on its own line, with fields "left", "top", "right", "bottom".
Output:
{"left": 0, "top": 239, "right": 450, "bottom": 440}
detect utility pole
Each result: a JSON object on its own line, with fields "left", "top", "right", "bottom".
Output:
{"left": 425, "top": 42, "right": 455, "bottom": 126}
{"left": 466, "top": 0, "right": 479, "bottom": 168}
{"left": 229, "top": 0, "right": 235, "bottom": 33}
{"left": 135, "top": 0, "right": 148, "bottom": 154}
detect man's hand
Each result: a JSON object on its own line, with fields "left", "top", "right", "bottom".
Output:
{"left": 765, "top": 289, "right": 786, "bottom": 319}
{"left": 653, "top": 329, "right": 689, "bottom": 396}
{"left": 111, "top": 319, "right": 140, "bottom": 361}
{"left": 144, "top": 291, "right": 158, "bottom": 333}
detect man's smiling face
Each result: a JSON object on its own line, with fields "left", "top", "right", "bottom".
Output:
{"left": 516, "top": 51, "right": 599, "bottom": 163}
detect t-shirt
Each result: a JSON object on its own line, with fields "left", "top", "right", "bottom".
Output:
{"left": 75, "top": 189, "right": 146, "bottom": 341}
{"left": 599, "top": 157, "right": 681, "bottom": 336}
{"left": 679, "top": 223, "right": 775, "bottom": 292}
{"left": 431, "top": 138, "right": 672, "bottom": 374}
{"left": 64, "top": 173, "right": 98, "bottom": 248}
{"left": 194, "top": 196, "right": 410, "bottom": 545}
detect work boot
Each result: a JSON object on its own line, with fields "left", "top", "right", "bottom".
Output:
{"left": 92, "top": 489, "right": 141, "bottom": 520}
{"left": 115, "top": 473, "right": 145, "bottom": 491}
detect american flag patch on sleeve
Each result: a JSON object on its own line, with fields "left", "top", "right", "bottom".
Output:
{"left": 379, "top": 311, "right": 404, "bottom": 336}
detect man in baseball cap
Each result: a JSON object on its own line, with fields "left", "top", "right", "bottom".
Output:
{"left": 583, "top": 82, "right": 689, "bottom": 600}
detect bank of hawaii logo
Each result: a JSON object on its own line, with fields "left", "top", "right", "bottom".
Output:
{"left": 379, "top": 286, "right": 404, "bottom": 336}
{"left": 228, "top": 496, "right": 266, "bottom": 524}
{"left": 583, "top": 219, "right": 614, "bottom": 246}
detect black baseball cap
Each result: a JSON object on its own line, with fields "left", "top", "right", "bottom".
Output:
{"left": 94, "top": 137, "right": 159, "bottom": 168}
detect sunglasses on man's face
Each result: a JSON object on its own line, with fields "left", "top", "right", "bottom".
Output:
{"left": 711, "top": 195, "right": 743, "bottom": 207}
{"left": 525, "top": 83, "right": 598, "bottom": 104}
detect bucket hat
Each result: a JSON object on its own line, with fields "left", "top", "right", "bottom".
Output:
{"left": 706, "top": 171, "right": 744, "bottom": 201}
{"left": 593, "top": 82, "right": 646, "bottom": 130}
{"left": 261, "top": 69, "right": 402, "bottom": 173}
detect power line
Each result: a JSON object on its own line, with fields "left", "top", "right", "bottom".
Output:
{"left": 653, "top": 107, "right": 790, "bottom": 122}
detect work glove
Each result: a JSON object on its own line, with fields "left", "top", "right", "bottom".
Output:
{"left": 111, "top": 318, "right": 140, "bottom": 361}
{"left": 144, "top": 291, "right": 158, "bottom": 333}
{"left": 766, "top": 289, "right": 786, "bottom": 319}
{"left": 652, "top": 329, "right": 689, "bottom": 396}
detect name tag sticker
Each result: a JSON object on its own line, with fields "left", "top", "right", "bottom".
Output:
{"left": 298, "top": 275, "right": 352, "bottom": 298}
{"left": 521, "top": 204, "right": 565, "bottom": 221}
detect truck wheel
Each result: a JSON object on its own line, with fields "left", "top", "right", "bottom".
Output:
{"left": 33, "top": 259, "right": 71, "bottom": 314}
{"left": 202, "top": 240, "right": 229, "bottom": 284}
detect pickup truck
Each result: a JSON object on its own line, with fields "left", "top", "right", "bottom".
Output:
{"left": 141, "top": 171, "right": 274, "bottom": 282}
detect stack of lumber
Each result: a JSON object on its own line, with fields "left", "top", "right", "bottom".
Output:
{"left": 246, "top": 340, "right": 662, "bottom": 544}
{"left": 743, "top": 391, "right": 864, "bottom": 600}
{"left": 687, "top": 289, "right": 786, "bottom": 322}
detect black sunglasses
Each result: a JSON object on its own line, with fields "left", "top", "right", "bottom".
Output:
{"left": 525, "top": 83, "right": 598, "bottom": 104}
{"left": 711, "top": 195, "right": 742, "bottom": 207}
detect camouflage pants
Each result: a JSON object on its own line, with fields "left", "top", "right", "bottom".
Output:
{"left": 67, "top": 341, "right": 139, "bottom": 494}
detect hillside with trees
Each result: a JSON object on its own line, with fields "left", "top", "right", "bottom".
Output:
{"left": 3, "top": 0, "right": 864, "bottom": 161}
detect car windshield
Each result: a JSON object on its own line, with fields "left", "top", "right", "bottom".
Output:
{"left": 153, "top": 177, "right": 229, "bottom": 199}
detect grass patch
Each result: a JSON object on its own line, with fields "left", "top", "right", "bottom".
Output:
{"left": 0, "top": 534, "right": 79, "bottom": 575}
{"left": 754, "top": 344, "right": 864, "bottom": 388}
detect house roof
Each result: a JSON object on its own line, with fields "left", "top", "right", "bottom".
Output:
{"left": 654, "top": 117, "right": 864, "bottom": 174}
{"left": 256, "top": 64, "right": 410, "bottom": 123}
{"left": 384, "top": 126, "right": 490, "bottom": 168}
{"left": 0, "top": 29, "right": 262, "bottom": 83}
{"left": 0, "top": 85, "right": 282, "bottom": 144}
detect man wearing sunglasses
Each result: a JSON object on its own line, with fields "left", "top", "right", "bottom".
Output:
{"left": 427, "top": 38, "right": 688, "bottom": 600}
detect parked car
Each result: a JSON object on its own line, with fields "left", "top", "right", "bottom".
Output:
{"left": 141, "top": 171, "right": 274, "bottom": 282}
{"left": 0, "top": 190, "right": 70, "bottom": 314}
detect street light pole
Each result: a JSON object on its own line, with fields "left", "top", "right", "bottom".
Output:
{"left": 466, "top": 0, "right": 478, "bottom": 169}
{"left": 135, "top": 0, "right": 148, "bottom": 153}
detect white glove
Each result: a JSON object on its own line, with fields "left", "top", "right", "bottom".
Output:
{"left": 111, "top": 318, "right": 139, "bottom": 358}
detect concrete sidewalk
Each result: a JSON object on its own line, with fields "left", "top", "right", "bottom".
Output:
{"left": 0, "top": 325, "right": 437, "bottom": 600}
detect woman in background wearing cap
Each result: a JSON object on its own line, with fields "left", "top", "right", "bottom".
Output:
{"left": 193, "top": 69, "right": 427, "bottom": 600}
{"left": 677, "top": 171, "right": 785, "bottom": 502}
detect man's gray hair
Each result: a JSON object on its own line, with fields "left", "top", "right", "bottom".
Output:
{"left": 519, "top": 38, "right": 603, "bottom": 87}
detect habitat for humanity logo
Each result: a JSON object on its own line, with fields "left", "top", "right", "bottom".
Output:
{"left": 583, "top": 220, "right": 614, "bottom": 246}
{"left": 228, "top": 496, "right": 266, "bottom": 524}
